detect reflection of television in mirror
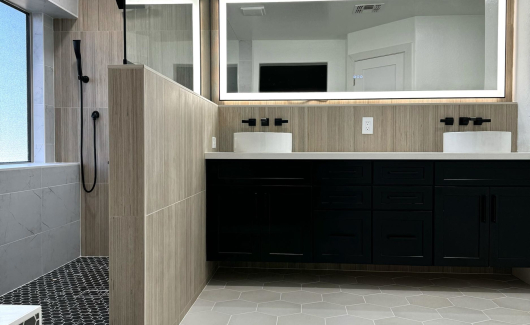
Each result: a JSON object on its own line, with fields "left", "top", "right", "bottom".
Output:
{"left": 259, "top": 63, "right": 327, "bottom": 92}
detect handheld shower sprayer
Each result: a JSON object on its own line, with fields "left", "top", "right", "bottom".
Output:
{"left": 73, "top": 40, "right": 89, "bottom": 83}
{"left": 73, "top": 40, "right": 99, "bottom": 193}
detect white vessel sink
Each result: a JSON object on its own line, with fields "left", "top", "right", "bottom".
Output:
{"left": 234, "top": 132, "right": 292, "bottom": 153}
{"left": 443, "top": 132, "right": 511, "bottom": 153}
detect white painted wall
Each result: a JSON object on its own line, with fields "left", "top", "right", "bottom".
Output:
{"left": 414, "top": 15, "right": 485, "bottom": 91}
{"left": 346, "top": 16, "right": 486, "bottom": 92}
{"left": 514, "top": 0, "right": 530, "bottom": 153}
{"left": 347, "top": 18, "right": 416, "bottom": 56}
{"left": 251, "top": 40, "right": 347, "bottom": 92}
{"left": 227, "top": 40, "right": 239, "bottom": 65}
{"left": 485, "top": 0, "right": 499, "bottom": 90}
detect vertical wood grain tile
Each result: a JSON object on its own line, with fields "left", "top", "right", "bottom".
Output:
{"left": 163, "top": 80, "right": 182, "bottom": 204}
{"left": 291, "top": 107, "right": 308, "bottom": 152}
{"left": 98, "top": 0, "right": 123, "bottom": 32}
{"left": 81, "top": 183, "right": 109, "bottom": 256}
{"left": 79, "top": 0, "right": 99, "bottom": 31}
{"left": 95, "top": 32, "right": 110, "bottom": 108}
{"left": 433, "top": 104, "right": 459, "bottom": 152}
{"left": 218, "top": 106, "right": 259, "bottom": 152}
{"left": 109, "top": 216, "right": 144, "bottom": 325}
{"left": 53, "top": 32, "right": 63, "bottom": 108}
{"left": 144, "top": 69, "right": 166, "bottom": 214}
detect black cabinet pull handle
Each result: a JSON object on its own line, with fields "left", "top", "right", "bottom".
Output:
{"left": 491, "top": 195, "right": 497, "bottom": 223}
{"left": 480, "top": 195, "right": 486, "bottom": 223}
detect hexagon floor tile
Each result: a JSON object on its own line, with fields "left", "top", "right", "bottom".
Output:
{"left": 302, "top": 302, "right": 347, "bottom": 318}
{"left": 240, "top": 289, "right": 281, "bottom": 303}
{"left": 347, "top": 304, "right": 394, "bottom": 320}
{"left": 278, "top": 313, "right": 325, "bottom": 325}
{"left": 257, "top": 300, "right": 301, "bottom": 316}
{"left": 9, "top": 259, "right": 526, "bottom": 325}
{"left": 282, "top": 291, "right": 323, "bottom": 304}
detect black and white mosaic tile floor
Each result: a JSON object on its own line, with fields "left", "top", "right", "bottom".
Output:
{"left": 0, "top": 257, "right": 109, "bottom": 325}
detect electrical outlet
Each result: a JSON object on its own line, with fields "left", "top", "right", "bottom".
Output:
{"left": 212, "top": 137, "right": 217, "bottom": 149}
{"left": 362, "top": 117, "right": 374, "bottom": 135}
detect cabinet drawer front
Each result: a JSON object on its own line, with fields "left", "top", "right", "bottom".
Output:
{"left": 207, "top": 160, "right": 311, "bottom": 185}
{"left": 314, "top": 210, "right": 372, "bottom": 264}
{"left": 435, "top": 161, "right": 530, "bottom": 186}
{"left": 314, "top": 161, "right": 371, "bottom": 185}
{"left": 373, "top": 211, "right": 433, "bottom": 266}
{"left": 373, "top": 186, "right": 433, "bottom": 211}
{"left": 314, "top": 186, "right": 371, "bottom": 210}
{"left": 374, "top": 161, "right": 433, "bottom": 185}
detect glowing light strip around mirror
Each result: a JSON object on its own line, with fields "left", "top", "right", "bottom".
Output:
{"left": 126, "top": 0, "right": 201, "bottom": 94}
{"left": 219, "top": 0, "right": 507, "bottom": 101}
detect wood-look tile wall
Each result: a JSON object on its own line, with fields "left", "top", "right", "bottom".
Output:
{"left": 54, "top": 0, "right": 212, "bottom": 255}
{"left": 53, "top": 0, "right": 123, "bottom": 256}
{"left": 219, "top": 103, "right": 519, "bottom": 152}
{"left": 109, "top": 66, "right": 218, "bottom": 325}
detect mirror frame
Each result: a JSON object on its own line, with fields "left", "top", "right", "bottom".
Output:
{"left": 219, "top": 0, "right": 507, "bottom": 101}
{"left": 126, "top": 0, "right": 202, "bottom": 94}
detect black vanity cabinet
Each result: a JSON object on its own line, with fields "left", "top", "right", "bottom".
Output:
{"left": 435, "top": 161, "right": 530, "bottom": 267}
{"left": 207, "top": 159, "right": 530, "bottom": 267}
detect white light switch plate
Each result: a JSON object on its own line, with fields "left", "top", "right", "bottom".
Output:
{"left": 212, "top": 137, "right": 217, "bottom": 149}
{"left": 362, "top": 117, "right": 374, "bottom": 135}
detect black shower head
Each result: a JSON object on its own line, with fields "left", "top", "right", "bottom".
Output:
{"left": 73, "top": 39, "right": 83, "bottom": 78}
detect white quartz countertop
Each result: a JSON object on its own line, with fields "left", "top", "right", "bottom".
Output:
{"left": 205, "top": 152, "right": 530, "bottom": 160}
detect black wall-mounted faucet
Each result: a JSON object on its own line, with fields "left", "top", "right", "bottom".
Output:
{"left": 440, "top": 117, "right": 454, "bottom": 126}
{"left": 261, "top": 118, "right": 269, "bottom": 126}
{"left": 275, "top": 118, "right": 289, "bottom": 126}
{"left": 459, "top": 117, "right": 492, "bottom": 126}
{"left": 242, "top": 118, "right": 256, "bottom": 126}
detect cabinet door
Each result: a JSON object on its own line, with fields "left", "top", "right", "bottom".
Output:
{"left": 490, "top": 188, "right": 530, "bottom": 267}
{"left": 261, "top": 187, "right": 312, "bottom": 262}
{"left": 314, "top": 210, "right": 371, "bottom": 264}
{"left": 207, "top": 186, "right": 261, "bottom": 261}
{"left": 373, "top": 211, "right": 432, "bottom": 266}
{"left": 434, "top": 187, "right": 489, "bottom": 267}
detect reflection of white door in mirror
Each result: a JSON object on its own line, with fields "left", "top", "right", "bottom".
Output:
{"left": 352, "top": 53, "right": 404, "bottom": 92}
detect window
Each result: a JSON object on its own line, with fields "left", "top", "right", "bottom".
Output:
{"left": 0, "top": 1, "right": 30, "bottom": 163}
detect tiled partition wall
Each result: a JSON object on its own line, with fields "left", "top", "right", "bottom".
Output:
{"left": 0, "top": 164, "right": 80, "bottom": 295}
{"left": 218, "top": 103, "right": 519, "bottom": 152}
{"left": 108, "top": 65, "right": 218, "bottom": 325}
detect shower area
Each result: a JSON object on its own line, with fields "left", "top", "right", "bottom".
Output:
{"left": 0, "top": 0, "right": 201, "bottom": 324}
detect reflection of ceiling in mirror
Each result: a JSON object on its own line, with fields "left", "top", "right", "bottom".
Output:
{"left": 227, "top": 0, "right": 487, "bottom": 40}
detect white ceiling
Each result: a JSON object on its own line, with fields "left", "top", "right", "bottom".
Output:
{"left": 227, "top": 0, "right": 486, "bottom": 40}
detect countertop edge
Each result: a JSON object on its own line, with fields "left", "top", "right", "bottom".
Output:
{"left": 205, "top": 152, "right": 530, "bottom": 160}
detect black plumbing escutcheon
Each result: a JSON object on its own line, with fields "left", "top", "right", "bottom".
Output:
{"left": 242, "top": 118, "right": 256, "bottom": 126}
{"left": 91, "top": 111, "right": 100, "bottom": 120}
{"left": 440, "top": 117, "right": 454, "bottom": 126}
{"left": 275, "top": 118, "right": 289, "bottom": 126}
{"left": 459, "top": 117, "right": 492, "bottom": 126}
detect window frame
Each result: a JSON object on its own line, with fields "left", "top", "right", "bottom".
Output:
{"left": 0, "top": 0, "right": 32, "bottom": 164}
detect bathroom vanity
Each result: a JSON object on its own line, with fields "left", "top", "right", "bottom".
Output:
{"left": 205, "top": 153, "right": 530, "bottom": 268}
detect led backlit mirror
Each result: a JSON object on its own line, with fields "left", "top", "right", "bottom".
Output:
{"left": 220, "top": 0, "right": 506, "bottom": 101}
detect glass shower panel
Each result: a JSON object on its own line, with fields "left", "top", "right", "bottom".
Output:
{"left": 125, "top": 2, "right": 195, "bottom": 92}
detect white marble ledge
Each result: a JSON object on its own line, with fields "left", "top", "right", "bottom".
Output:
{"left": 205, "top": 152, "right": 530, "bottom": 160}
{"left": 0, "top": 162, "right": 79, "bottom": 171}
{"left": 0, "top": 305, "right": 40, "bottom": 325}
